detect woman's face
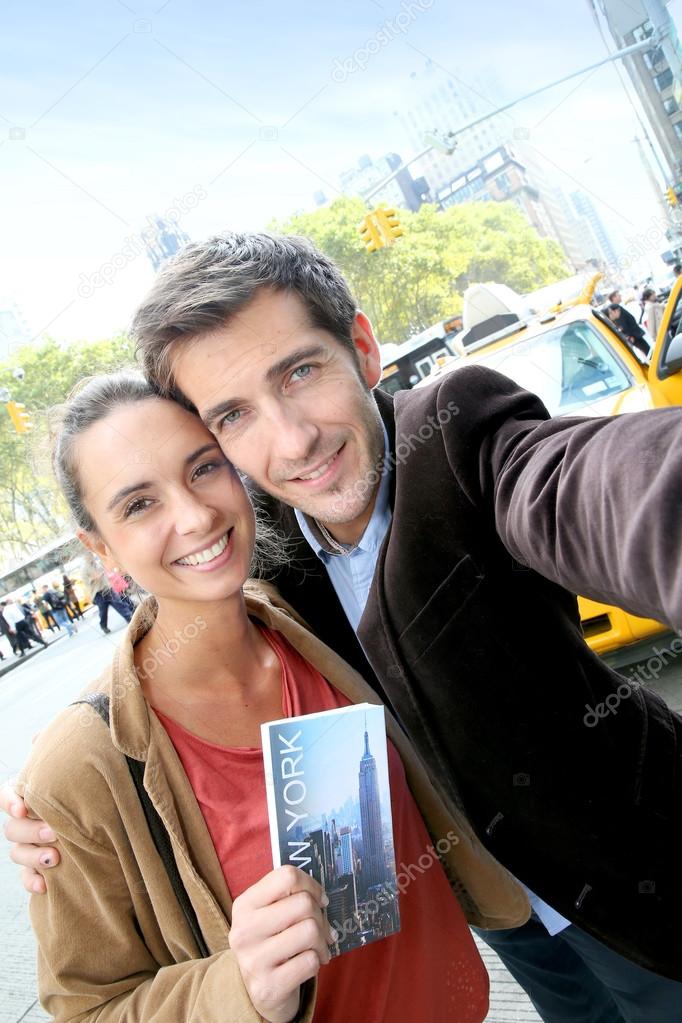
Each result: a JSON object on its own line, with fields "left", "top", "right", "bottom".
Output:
{"left": 75, "top": 397, "right": 255, "bottom": 605}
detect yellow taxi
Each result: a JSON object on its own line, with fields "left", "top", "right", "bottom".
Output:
{"left": 417, "top": 274, "right": 682, "bottom": 663}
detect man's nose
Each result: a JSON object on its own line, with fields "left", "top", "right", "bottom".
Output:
{"left": 172, "top": 489, "right": 217, "bottom": 535}
{"left": 264, "top": 403, "right": 320, "bottom": 462}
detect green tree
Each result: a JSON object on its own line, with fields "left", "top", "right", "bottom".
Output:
{"left": 273, "top": 197, "right": 568, "bottom": 343}
{"left": 0, "top": 334, "right": 135, "bottom": 565}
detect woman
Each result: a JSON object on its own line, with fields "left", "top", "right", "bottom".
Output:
{"left": 18, "top": 372, "right": 527, "bottom": 1022}
{"left": 641, "top": 287, "right": 665, "bottom": 343}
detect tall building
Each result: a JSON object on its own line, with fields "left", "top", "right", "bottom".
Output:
{"left": 141, "top": 214, "right": 190, "bottom": 273}
{"left": 569, "top": 190, "right": 620, "bottom": 267}
{"left": 435, "top": 143, "right": 585, "bottom": 270}
{"left": 358, "top": 726, "right": 386, "bottom": 891}
{"left": 394, "top": 59, "right": 511, "bottom": 196}
{"left": 598, "top": 0, "right": 682, "bottom": 181}
{"left": 339, "top": 152, "right": 427, "bottom": 210}
{"left": 340, "top": 826, "right": 354, "bottom": 876}
{"left": 0, "top": 301, "right": 32, "bottom": 362}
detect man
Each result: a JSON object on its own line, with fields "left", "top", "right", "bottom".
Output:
{"left": 41, "top": 584, "right": 76, "bottom": 638}
{"left": 1, "top": 598, "right": 43, "bottom": 656}
{"left": 605, "top": 291, "right": 649, "bottom": 357}
{"left": 5, "top": 233, "right": 682, "bottom": 1021}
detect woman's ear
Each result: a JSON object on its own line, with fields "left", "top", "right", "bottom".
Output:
{"left": 77, "top": 530, "right": 119, "bottom": 572}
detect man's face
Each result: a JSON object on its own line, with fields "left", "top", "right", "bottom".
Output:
{"left": 611, "top": 292, "right": 621, "bottom": 305}
{"left": 173, "top": 288, "right": 385, "bottom": 532}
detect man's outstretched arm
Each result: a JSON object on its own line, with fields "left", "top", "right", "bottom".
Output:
{"left": 1, "top": 781, "right": 59, "bottom": 892}
{"left": 431, "top": 366, "right": 682, "bottom": 630}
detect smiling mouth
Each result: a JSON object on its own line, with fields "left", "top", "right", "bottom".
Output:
{"left": 174, "top": 528, "right": 233, "bottom": 566}
{"left": 291, "top": 447, "right": 343, "bottom": 482}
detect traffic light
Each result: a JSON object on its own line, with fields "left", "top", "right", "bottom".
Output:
{"left": 358, "top": 207, "right": 404, "bottom": 252}
{"left": 374, "top": 206, "right": 404, "bottom": 243}
{"left": 5, "top": 401, "right": 32, "bottom": 434}
{"left": 666, "top": 186, "right": 678, "bottom": 208}
{"left": 358, "top": 213, "right": 384, "bottom": 253}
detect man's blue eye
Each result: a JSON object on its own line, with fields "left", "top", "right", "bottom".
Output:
{"left": 291, "top": 365, "right": 312, "bottom": 381}
{"left": 220, "top": 410, "right": 242, "bottom": 428}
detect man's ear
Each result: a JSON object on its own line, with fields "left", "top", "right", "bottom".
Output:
{"left": 351, "top": 311, "right": 382, "bottom": 389}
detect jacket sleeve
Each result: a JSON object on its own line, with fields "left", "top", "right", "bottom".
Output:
{"left": 433, "top": 365, "right": 682, "bottom": 631}
{"left": 21, "top": 786, "right": 314, "bottom": 1023}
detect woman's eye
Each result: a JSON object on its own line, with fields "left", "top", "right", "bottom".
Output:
{"left": 192, "top": 461, "right": 222, "bottom": 480}
{"left": 124, "top": 497, "right": 152, "bottom": 518}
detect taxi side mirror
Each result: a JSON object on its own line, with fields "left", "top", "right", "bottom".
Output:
{"left": 660, "top": 331, "right": 682, "bottom": 378}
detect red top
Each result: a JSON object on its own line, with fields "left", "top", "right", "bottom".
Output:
{"left": 155, "top": 626, "right": 488, "bottom": 1022}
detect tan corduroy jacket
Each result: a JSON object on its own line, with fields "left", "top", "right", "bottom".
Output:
{"left": 18, "top": 583, "right": 529, "bottom": 1023}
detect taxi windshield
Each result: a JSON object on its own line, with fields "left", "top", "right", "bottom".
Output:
{"left": 469, "top": 320, "right": 633, "bottom": 416}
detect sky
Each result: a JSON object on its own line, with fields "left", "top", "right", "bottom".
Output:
{"left": 1, "top": 0, "right": 681, "bottom": 348}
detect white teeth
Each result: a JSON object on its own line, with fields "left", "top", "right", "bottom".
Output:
{"left": 176, "top": 531, "right": 229, "bottom": 566}
{"left": 299, "top": 456, "right": 334, "bottom": 481}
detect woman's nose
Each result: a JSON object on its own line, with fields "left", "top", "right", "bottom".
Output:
{"left": 173, "top": 490, "right": 217, "bottom": 535}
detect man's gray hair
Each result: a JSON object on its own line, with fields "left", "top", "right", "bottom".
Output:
{"left": 131, "top": 232, "right": 358, "bottom": 398}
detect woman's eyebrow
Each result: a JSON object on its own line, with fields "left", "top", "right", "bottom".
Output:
{"left": 106, "top": 481, "right": 151, "bottom": 512}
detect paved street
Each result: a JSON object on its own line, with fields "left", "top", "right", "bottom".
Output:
{"left": 1, "top": 618, "right": 680, "bottom": 1023}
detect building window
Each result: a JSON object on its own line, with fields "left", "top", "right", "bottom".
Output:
{"left": 653, "top": 68, "right": 673, "bottom": 93}
{"left": 674, "top": 121, "right": 682, "bottom": 140}
{"left": 663, "top": 96, "right": 679, "bottom": 116}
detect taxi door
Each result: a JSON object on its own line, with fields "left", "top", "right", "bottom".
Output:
{"left": 647, "top": 276, "right": 682, "bottom": 406}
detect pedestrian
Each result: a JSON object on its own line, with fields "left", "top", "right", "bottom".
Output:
{"left": 13, "top": 374, "right": 499, "bottom": 1022}
{"left": 35, "top": 590, "right": 58, "bottom": 632}
{"left": 61, "top": 574, "right": 84, "bottom": 620}
{"left": 641, "top": 287, "right": 666, "bottom": 342}
{"left": 0, "top": 600, "right": 21, "bottom": 655}
{"left": 82, "top": 553, "right": 133, "bottom": 634}
{"left": 673, "top": 263, "right": 681, "bottom": 278}
{"left": 41, "top": 584, "right": 76, "bottom": 638}
{"left": 1, "top": 598, "right": 35, "bottom": 656}
{"left": 20, "top": 593, "right": 48, "bottom": 648}
{"left": 605, "top": 290, "right": 650, "bottom": 357}
{"left": 6, "top": 232, "right": 682, "bottom": 1020}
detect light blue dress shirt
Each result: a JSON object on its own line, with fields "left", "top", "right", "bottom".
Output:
{"left": 294, "top": 429, "right": 570, "bottom": 936}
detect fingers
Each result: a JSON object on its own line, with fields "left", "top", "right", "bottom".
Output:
{"left": 263, "top": 916, "right": 333, "bottom": 969}
{"left": 0, "top": 781, "right": 26, "bottom": 817}
{"left": 9, "top": 841, "right": 60, "bottom": 870}
{"left": 237, "top": 865, "right": 327, "bottom": 913}
{"left": 4, "top": 815, "right": 58, "bottom": 848}
{"left": 21, "top": 866, "right": 47, "bottom": 895}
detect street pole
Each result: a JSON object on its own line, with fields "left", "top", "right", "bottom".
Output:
{"left": 363, "top": 34, "right": 666, "bottom": 204}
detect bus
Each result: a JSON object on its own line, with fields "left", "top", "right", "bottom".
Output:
{"left": 0, "top": 535, "right": 92, "bottom": 607}
{"left": 378, "top": 315, "right": 463, "bottom": 394}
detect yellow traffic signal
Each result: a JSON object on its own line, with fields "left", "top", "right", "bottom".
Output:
{"left": 666, "top": 186, "right": 678, "bottom": 208}
{"left": 358, "top": 214, "right": 384, "bottom": 253}
{"left": 374, "top": 206, "right": 404, "bottom": 242}
{"left": 5, "top": 401, "right": 32, "bottom": 434}
{"left": 358, "top": 207, "right": 404, "bottom": 252}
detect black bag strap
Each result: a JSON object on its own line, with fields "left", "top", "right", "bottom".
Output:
{"left": 73, "top": 693, "right": 210, "bottom": 958}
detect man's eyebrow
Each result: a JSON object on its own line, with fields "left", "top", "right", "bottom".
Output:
{"left": 201, "top": 345, "right": 327, "bottom": 427}
{"left": 264, "top": 344, "right": 327, "bottom": 385}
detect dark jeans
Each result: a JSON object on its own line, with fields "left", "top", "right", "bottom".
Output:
{"left": 94, "top": 591, "right": 133, "bottom": 630}
{"left": 475, "top": 915, "right": 682, "bottom": 1022}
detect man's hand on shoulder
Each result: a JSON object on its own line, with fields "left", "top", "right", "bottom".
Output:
{"left": 1, "top": 781, "right": 59, "bottom": 893}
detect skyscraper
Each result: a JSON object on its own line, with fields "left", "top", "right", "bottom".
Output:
{"left": 394, "top": 59, "right": 511, "bottom": 196}
{"left": 598, "top": 0, "right": 682, "bottom": 182}
{"left": 141, "top": 214, "right": 190, "bottom": 273}
{"left": 340, "top": 826, "right": 354, "bottom": 876}
{"left": 358, "top": 725, "right": 386, "bottom": 891}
